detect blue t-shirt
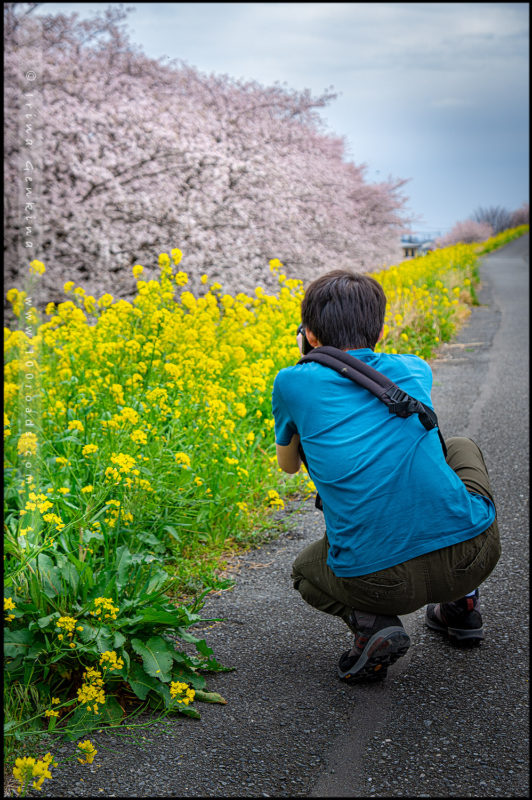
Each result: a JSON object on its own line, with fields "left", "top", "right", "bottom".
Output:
{"left": 272, "top": 349, "right": 496, "bottom": 577}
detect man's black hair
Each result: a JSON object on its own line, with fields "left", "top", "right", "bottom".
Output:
{"left": 301, "top": 269, "right": 386, "bottom": 350}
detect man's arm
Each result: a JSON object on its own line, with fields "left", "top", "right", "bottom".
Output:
{"left": 276, "top": 433, "right": 302, "bottom": 474}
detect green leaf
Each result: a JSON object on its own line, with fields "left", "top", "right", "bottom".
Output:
{"left": 37, "top": 613, "right": 59, "bottom": 629}
{"left": 78, "top": 622, "right": 98, "bottom": 643}
{"left": 175, "top": 628, "right": 203, "bottom": 644}
{"left": 115, "top": 545, "right": 133, "bottom": 590}
{"left": 130, "top": 636, "right": 173, "bottom": 681}
{"left": 61, "top": 704, "right": 98, "bottom": 740}
{"left": 4, "top": 721, "right": 19, "bottom": 733}
{"left": 96, "top": 627, "right": 115, "bottom": 653}
{"left": 152, "top": 681, "right": 172, "bottom": 709}
{"left": 176, "top": 704, "right": 201, "bottom": 719}
{"left": 163, "top": 524, "right": 181, "bottom": 542}
{"left": 27, "top": 642, "right": 47, "bottom": 660}
{"left": 54, "top": 556, "right": 80, "bottom": 595}
{"left": 37, "top": 553, "right": 63, "bottom": 598}
{"left": 171, "top": 664, "right": 206, "bottom": 690}
{"left": 194, "top": 639, "right": 214, "bottom": 658}
{"left": 113, "top": 631, "right": 126, "bottom": 649}
{"left": 127, "top": 661, "right": 161, "bottom": 701}
{"left": 4, "top": 655, "right": 23, "bottom": 673}
{"left": 4, "top": 629, "right": 34, "bottom": 658}
{"left": 194, "top": 689, "right": 227, "bottom": 704}
{"left": 96, "top": 695, "right": 124, "bottom": 726}
{"left": 137, "top": 608, "right": 183, "bottom": 627}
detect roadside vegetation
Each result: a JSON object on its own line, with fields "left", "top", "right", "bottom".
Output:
{"left": 3, "top": 224, "right": 528, "bottom": 795}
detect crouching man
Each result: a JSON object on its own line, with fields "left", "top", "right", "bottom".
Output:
{"left": 272, "top": 270, "right": 501, "bottom": 683}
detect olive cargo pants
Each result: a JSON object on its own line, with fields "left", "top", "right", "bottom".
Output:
{"left": 291, "top": 437, "right": 501, "bottom": 624}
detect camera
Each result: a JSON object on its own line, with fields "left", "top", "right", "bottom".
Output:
{"left": 297, "top": 323, "right": 314, "bottom": 355}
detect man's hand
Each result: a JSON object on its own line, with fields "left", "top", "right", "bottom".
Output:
{"left": 276, "top": 433, "right": 302, "bottom": 474}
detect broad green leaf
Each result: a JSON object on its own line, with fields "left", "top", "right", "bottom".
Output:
{"left": 115, "top": 545, "right": 133, "bottom": 590}
{"left": 127, "top": 661, "right": 161, "bottom": 700}
{"left": 37, "top": 553, "right": 63, "bottom": 598}
{"left": 61, "top": 705, "right": 98, "bottom": 741}
{"left": 78, "top": 622, "right": 98, "bottom": 643}
{"left": 96, "top": 627, "right": 115, "bottom": 653}
{"left": 95, "top": 695, "right": 123, "bottom": 726}
{"left": 138, "top": 608, "right": 184, "bottom": 627}
{"left": 175, "top": 628, "right": 203, "bottom": 644}
{"left": 4, "top": 721, "right": 19, "bottom": 733}
{"left": 194, "top": 689, "right": 227, "bottom": 704}
{"left": 163, "top": 524, "right": 181, "bottom": 542}
{"left": 37, "top": 613, "right": 59, "bottom": 629}
{"left": 4, "top": 629, "right": 34, "bottom": 658}
{"left": 152, "top": 681, "right": 172, "bottom": 709}
{"left": 176, "top": 704, "right": 201, "bottom": 719}
{"left": 26, "top": 642, "right": 47, "bottom": 660}
{"left": 4, "top": 655, "right": 23, "bottom": 673}
{"left": 79, "top": 621, "right": 114, "bottom": 652}
{"left": 113, "top": 631, "right": 126, "bottom": 649}
{"left": 195, "top": 639, "right": 214, "bottom": 658}
{"left": 171, "top": 664, "right": 206, "bottom": 690}
{"left": 130, "top": 636, "right": 173, "bottom": 681}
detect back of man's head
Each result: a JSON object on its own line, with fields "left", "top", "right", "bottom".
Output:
{"left": 301, "top": 269, "right": 386, "bottom": 350}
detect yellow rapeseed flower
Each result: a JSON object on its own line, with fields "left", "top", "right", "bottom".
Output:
{"left": 29, "top": 259, "right": 46, "bottom": 275}
{"left": 171, "top": 248, "right": 183, "bottom": 265}
{"left": 67, "top": 420, "right": 84, "bottom": 433}
{"left": 17, "top": 432, "right": 38, "bottom": 456}
{"left": 13, "top": 753, "right": 55, "bottom": 794}
{"left": 174, "top": 452, "right": 191, "bottom": 468}
{"left": 77, "top": 740, "right": 97, "bottom": 765}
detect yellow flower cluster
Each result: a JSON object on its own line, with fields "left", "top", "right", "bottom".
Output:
{"left": 76, "top": 668, "right": 105, "bottom": 714}
{"left": 4, "top": 596, "right": 16, "bottom": 623}
{"left": 77, "top": 739, "right": 98, "bottom": 765}
{"left": 13, "top": 752, "right": 55, "bottom": 794}
{"left": 90, "top": 596, "right": 119, "bottom": 621}
{"left": 17, "top": 432, "right": 38, "bottom": 456}
{"left": 99, "top": 650, "right": 125, "bottom": 672}
{"left": 169, "top": 680, "right": 196, "bottom": 705}
{"left": 267, "top": 489, "right": 285, "bottom": 510}
{"left": 174, "top": 452, "right": 191, "bottom": 468}
{"left": 56, "top": 615, "right": 83, "bottom": 645}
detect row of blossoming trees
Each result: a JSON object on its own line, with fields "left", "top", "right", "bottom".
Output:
{"left": 4, "top": 3, "right": 412, "bottom": 307}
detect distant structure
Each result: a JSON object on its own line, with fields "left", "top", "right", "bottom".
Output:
{"left": 400, "top": 230, "right": 444, "bottom": 259}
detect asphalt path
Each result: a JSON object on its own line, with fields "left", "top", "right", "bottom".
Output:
{"left": 37, "top": 235, "right": 529, "bottom": 798}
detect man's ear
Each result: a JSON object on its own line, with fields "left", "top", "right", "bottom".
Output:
{"left": 305, "top": 329, "right": 320, "bottom": 348}
{"left": 377, "top": 326, "right": 384, "bottom": 343}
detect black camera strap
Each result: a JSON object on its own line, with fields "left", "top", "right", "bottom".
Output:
{"left": 298, "top": 345, "right": 447, "bottom": 458}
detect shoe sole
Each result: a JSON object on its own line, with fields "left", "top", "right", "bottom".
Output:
{"left": 337, "top": 626, "right": 411, "bottom": 684}
{"left": 425, "top": 615, "right": 484, "bottom": 642}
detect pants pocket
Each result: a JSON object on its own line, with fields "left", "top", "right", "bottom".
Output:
{"left": 345, "top": 574, "right": 408, "bottom": 603}
{"left": 452, "top": 526, "right": 501, "bottom": 583}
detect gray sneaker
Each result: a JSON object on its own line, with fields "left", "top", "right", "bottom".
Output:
{"left": 426, "top": 590, "right": 484, "bottom": 644}
{"left": 337, "top": 613, "right": 411, "bottom": 684}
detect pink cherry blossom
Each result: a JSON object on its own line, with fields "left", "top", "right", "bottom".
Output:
{"left": 5, "top": 4, "right": 412, "bottom": 307}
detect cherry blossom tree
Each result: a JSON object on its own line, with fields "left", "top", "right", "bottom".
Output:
{"left": 4, "top": 3, "right": 411, "bottom": 306}
{"left": 509, "top": 202, "right": 529, "bottom": 228}
{"left": 435, "top": 219, "right": 494, "bottom": 248}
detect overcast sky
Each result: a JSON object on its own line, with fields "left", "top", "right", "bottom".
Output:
{"left": 36, "top": 2, "right": 529, "bottom": 236}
